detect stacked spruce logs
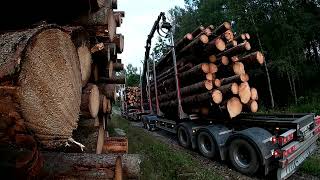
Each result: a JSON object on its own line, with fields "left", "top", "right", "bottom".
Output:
{"left": 124, "top": 87, "right": 141, "bottom": 108}
{"left": 151, "top": 22, "right": 264, "bottom": 119}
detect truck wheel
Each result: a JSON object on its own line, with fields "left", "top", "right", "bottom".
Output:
{"left": 177, "top": 126, "right": 191, "bottom": 148}
{"left": 146, "top": 122, "right": 151, "bottom": 131}
{"left": 228, "top": 139, "right": 259, "bottom": 175}
{"left": 197, "top": 131, "right": 216, "bottom": 158}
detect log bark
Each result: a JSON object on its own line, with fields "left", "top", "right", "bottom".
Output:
{"left": 100, "top": 94, "right": 108, "bottom": 113}
{"left": 212, "top": 22, "right": 231, "bottom": 36}
{"left": 236, "top": 51, "right": 265, "bottom": 65}
{"left": 113, "top": 63, "right": 124, "bottom": 72}
{"left": 79, "top": 8, "right": 117, "bottom": 41}
{"left": 226, "top": 40, "right": 238, "bottom": 49}
{"left": 100, "top": 84, "right": 116, "bottom": 100}
{"left": 157, "top": 80, "right": 213, "bottom": 102}
{"left": 235, "top": 34, "right": 246, "bottom": 43}
{"left": 204, "top": 37, "right": 226, "bottom": 55}
{"left": 220, "top": 74, "right": 249, "bottom": 85}
{"left": 103, "top": 137, "right": 128, "bottom": 153}
{"left": 218, "top": 82, "right": 239, "bottom": 97}
{"left": 81, "top": 84, "right": 100, "bottom": 118}
{"left": 99, "top": 76, "right": 125, "bottom": 84}
{"left": 216, "top": 41, "right": 251, "bottom": 58}
{"left": 0, "top": 26, "right": 82, "bottom": 149}
{"left": 40, "top": 152, "right": 140, "bottom": 179}
{"left": 96, "top": 124, "right": 105, "bottom": 154}
{"left": 115, "top": 156, "right": 123, "bottom": 180}
{"left": 113, "top": 34, "right": 124, "bottom": 53}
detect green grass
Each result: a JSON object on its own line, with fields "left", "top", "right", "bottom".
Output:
{"left": 300, "top": 156, "right": 320, "bottom": 177}
{"left": 109, "top": 114, "right": 222, "bottom": 180}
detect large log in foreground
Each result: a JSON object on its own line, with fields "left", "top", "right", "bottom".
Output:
{"left": 40, "top": 152, "right": 140, "bottom": 179}
{"left": 0, "top": 26, "right": 82, "bottom": 148}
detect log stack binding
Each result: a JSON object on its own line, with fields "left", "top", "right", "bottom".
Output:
{"left": 150, "top": 22, "right": 264, "bottom": 119}
{"left": 0, "top": 0, "right": 138, "bottom": 179}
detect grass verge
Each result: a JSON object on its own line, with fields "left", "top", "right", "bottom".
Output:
{"left": 109, "top": 114, "right": 222, "bottom": 180}
{"left": 300, "top": 156, "right": 320, "bottom": 177}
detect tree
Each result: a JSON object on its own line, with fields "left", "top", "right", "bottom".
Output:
{"left": 125, "top": 64, "right": 140, "bottom": 87}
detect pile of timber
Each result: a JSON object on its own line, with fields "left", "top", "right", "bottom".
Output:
{"left": 124, "top": 87, "right": 141, "bottom": 108}
{"left": 0, "top": 0, "right": 133, "bottom": 178}
{"left": 151, "top": 22, "right": 264, "bottom": 119}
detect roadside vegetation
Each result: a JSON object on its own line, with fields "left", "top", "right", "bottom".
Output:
{"left": 108, "top": 114, "right": 222, "bottom": 180}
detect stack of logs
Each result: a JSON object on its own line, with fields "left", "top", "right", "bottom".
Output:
{"left": 124, "top": 87, "right": 141, "bottom": 108}
{"left": 151, "top": 22, "right": 264, "bottom": 119}
{"left": 0, "top": 0, "right": 137, "bottom": 179}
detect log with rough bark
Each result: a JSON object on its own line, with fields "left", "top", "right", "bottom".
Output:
{"left": 204, "top": 37, "right": 226, "bottom": 55}
{"left": 96, "top": 124, "right": 105, "bottom": 154}
{"left": 0, "top": 26, "right": 81, "bottom": 149}
{"left": 235, "top": 51, "right": 265, "bottom": 65}
{"left": 81, "top": 83, "right": 100, "bottom": 118}
{"left": 157, "top": 80, "right": 213, "bottom": 102}
{"left": 99, "top": 76, "right": 125, "bottom": 84}
{"left": 40, "top": 152, "right": 140, "bottom": 179}
{"left": 100, "top": 84, "right": 116, "bottom": 100}
{"left": 220, "top": 73, "right": 249, "bottom": 85}
{"left": 211, "top": 22, "right": 231, "bottom": 37}
{"left": 218, "top": 83, "right": 239, "bottom": 95}
{"left": 114, "top": 34, "right": 124, "bottom": 53}
{"left": 100, "top": 94, "right": 108, "bottom": 113}
{"left": 103, "top": 137, "right": 128, "bottom": 153}
{"left": 78, "top": 8, "right": 117, "bottom": 41}
{"left": 216, "top": 41, "right": 251, "bottom": 58}
{"left": 113, "top": 63, "right": 124, "bottom": 71}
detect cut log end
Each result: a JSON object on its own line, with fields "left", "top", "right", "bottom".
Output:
{"left": 206, "top": 73, "right": 214, "bottom": 81}
{"left": 244, "top": 41, "right": 251, "bottom": 50}
{"left": 231, "top": 56, "right": 239, "bottom": 62}
{"left": 240, "top": 73, "right": 250, "bottom": 82}
{"left": 205, "top": 80, "right": 213, "bottom": 90}
{"left": 233, "top": 62, "right": 245, "bottom": 75}
{"left": 248, "top": 100, "right": 258, "bottom": 113}
{"left": 185, "top": 33, "right": 193, "bottom": 40}
{"left": 212, "top": 90, "right": 223, "bottom": 104}
{"left": 89, "top": 85, "right": 100, "bottom": 118}
{"left": 201, "top": 63, "right": 210, "bottom": 74}
{"left": 209, "top": 63, "right": 218, "bottom": 73}
{"left": 214, "top": 79, "right": 221, "bottom": 88}
{"left": 227, "top": 97, "right": 242, "bottom": 118}
{"left": 215, "top": 38, "right": 226, "bottom": 51}
{"left": 209, "top": 55, "right": 217, "bottom": 63}
{"left": 221, "top": 56, "right": 229, "bottom": 65}
{"left": 224, "top": 30, "right": 234, "bottom": 41}
{"left": 245, "top": 33, "right": 250, "bottom": 39}
{"left": 250, "top": 88, "right": 258, "bottom": 101}
{"left": 78, "top": 45, "right": 92, "bottom": 87}
{"left": 231, "top": 83, "right": 239, "bottom": 95}
{"left": 239, "top": 82, "right": 251, "bottom": 104}
{"left": 223, "top": 22, "right": 231, "bottom": 30}
{"left": 200, "top": 35, "right": 209, "bottom": 44}
{"left": 257, "top": 51, "right": 265, "bottom": 64}
{"left": 241, "top": 34, "right": 246, "bottom": 40}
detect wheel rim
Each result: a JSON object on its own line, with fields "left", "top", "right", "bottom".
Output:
{"left": 146, "top": 123, "right": 150, "bottom": 130}
{"left": 233, "top": 145, "right": 251, "bottom": 168}
{"left": 199, "top": 133, "right": 212, "bottom": 154}
{"left": 178, "top": 128, "right": 188, "bottom": 145}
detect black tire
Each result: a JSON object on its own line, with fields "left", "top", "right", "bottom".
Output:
{"left": 197, "top": 131, "right": 216, "bottom": 158}
{"left": 177, "top": 126, "right": 191, "bottom": 148}
{"left": 228, "top": 139, "right": 259, "bottom": 175}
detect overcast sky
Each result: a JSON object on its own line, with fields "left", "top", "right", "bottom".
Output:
{"left": 117, "top": 0, "right": 185, "bottom": 70}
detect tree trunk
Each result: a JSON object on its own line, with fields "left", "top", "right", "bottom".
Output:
{"left": 212, "top": 22, "right": 231, "bottom": 37}
{"left": 81, "top": 83, "right": 100, "bottom": 118}
{"left": 103, "top": 137, "right": 128, "bottom": 153}
{"left": 0, "top": 26, "right": 82, "bottom": 149}
{"left": 99, "top": 76, "right": 125, "bottom": 84}
{"left": 113, "top": 63, "right": 124, "bottom": 72}
{"left": 217, "top": 83, "right": 239, "bottom": 95}
{"left": 235, "top": 51, "right": 264, "bottom": 65}
{"left": 157, "top": 80, "right": 213, "bottom": 102}
{"left": 40, "top": 152, "right": 140, "bottom": 179}
{"left": 220, "top": 74, "right": 249, "bottom": 85}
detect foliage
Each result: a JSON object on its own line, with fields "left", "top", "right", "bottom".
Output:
{"left": 125, "top": 64, "right": 140, "bottom": 87}
{"left": 153, "top": 0, "right": 320, "bottom": 109}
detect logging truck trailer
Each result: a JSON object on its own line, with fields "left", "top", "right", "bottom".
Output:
{"left": 141, "top": 113, "right": 320, "bottom": 179}
{"left": 138, "top": 12, "right": 320, "bottom": 179}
